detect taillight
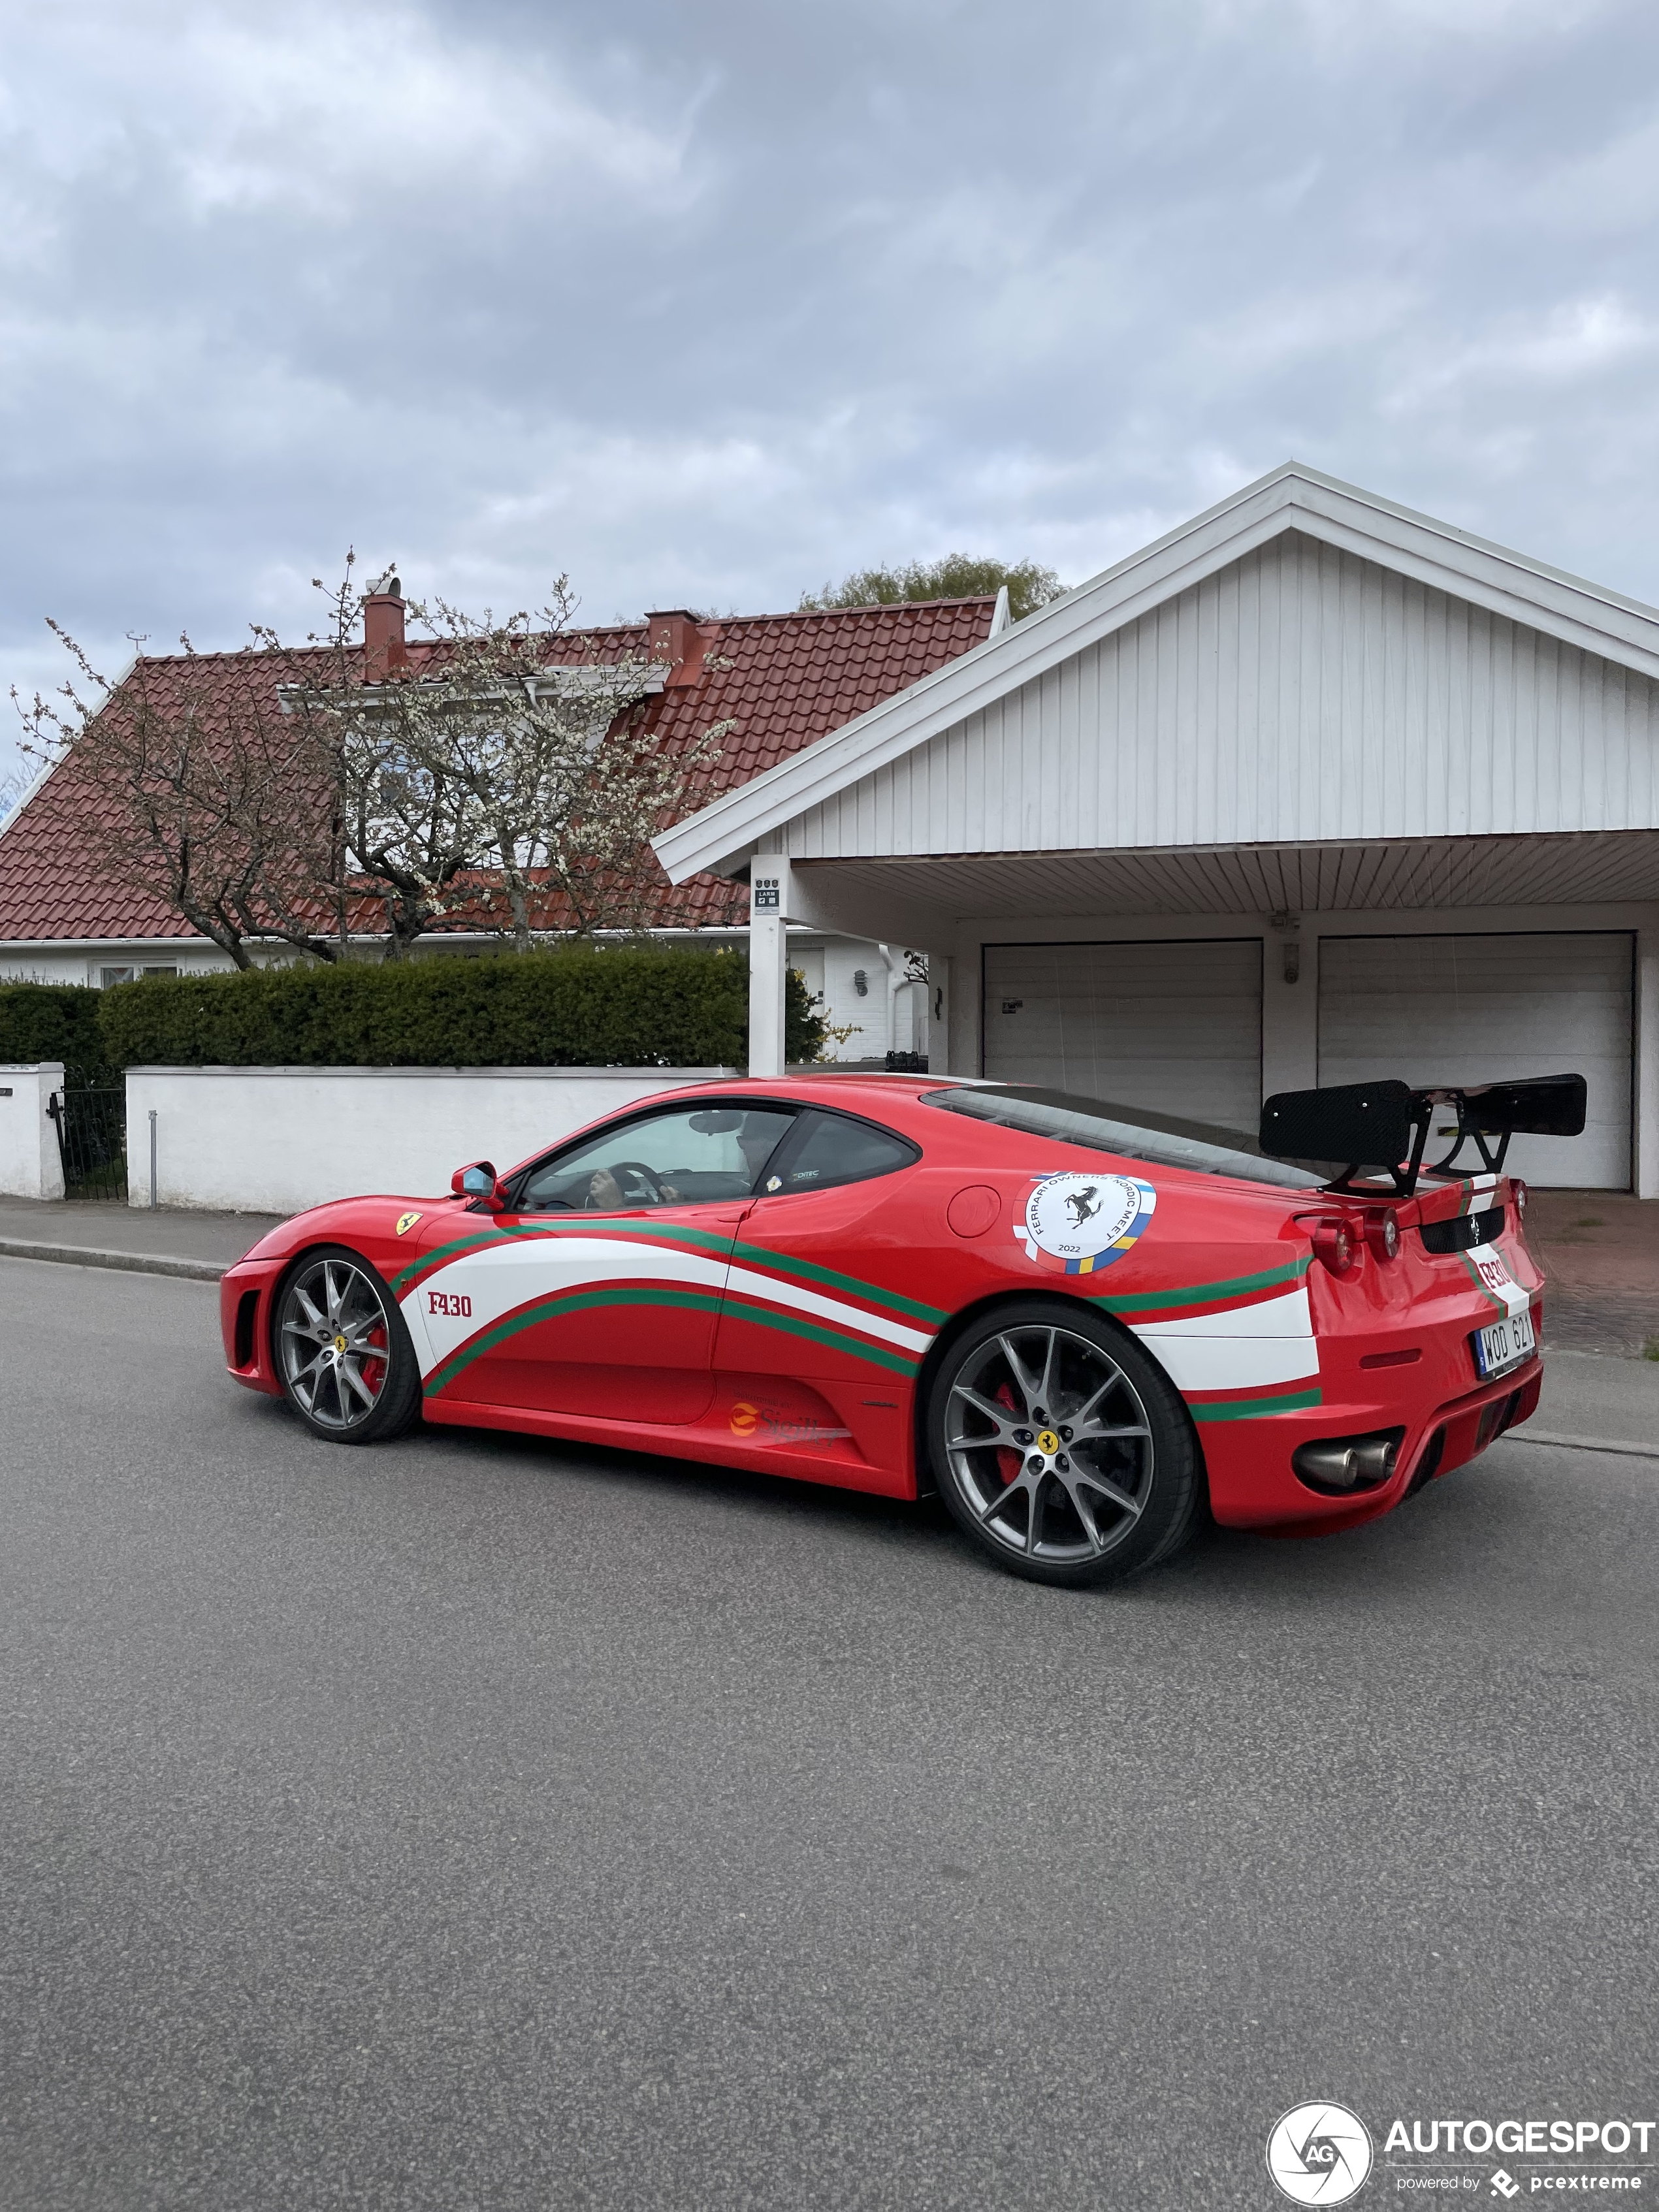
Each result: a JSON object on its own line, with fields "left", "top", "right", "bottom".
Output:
{"left": 1364, "top": 1207, "right": 1402, "bottom": 1264}
{"left": 1308, "top": 1217, "right": 1361, "bottom": 1277}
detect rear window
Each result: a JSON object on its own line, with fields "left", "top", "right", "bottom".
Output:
{"left": 922, "top": 1085, "right": 1327, "bottom": 1191}
{"left": 760, "top": 1110, "right": 918, "bottom": 1196}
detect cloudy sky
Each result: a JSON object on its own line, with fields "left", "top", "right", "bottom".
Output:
{"left": 5, "top": 0, "right": 1659, "bottom": 784}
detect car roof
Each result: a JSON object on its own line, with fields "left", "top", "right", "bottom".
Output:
{"left": 671, "top": 1073, "right": 946, "bottom": 1110}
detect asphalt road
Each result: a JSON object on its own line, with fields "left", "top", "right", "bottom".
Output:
{"left": 3, "top": 1257, "right": 1657, "bottom": 2212}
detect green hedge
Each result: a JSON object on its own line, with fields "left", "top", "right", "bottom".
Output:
{"left": 0, "top": 982, "right": 112, "bottom": 1078}
{"left": 89, "top": 947, "right": 826, "bottom": 1069}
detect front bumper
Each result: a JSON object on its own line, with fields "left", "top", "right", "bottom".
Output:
{"left": 219, "top": 1257, "right": 285, "bottom": 1396}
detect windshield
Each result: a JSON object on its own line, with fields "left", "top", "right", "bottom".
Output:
{"left": 922, "top": 1085, "right": 1327, "bottom": 1191}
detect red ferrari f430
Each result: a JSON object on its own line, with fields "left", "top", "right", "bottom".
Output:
{"left": 219, "top": 1070, "right": 1583, "bottom": 1586}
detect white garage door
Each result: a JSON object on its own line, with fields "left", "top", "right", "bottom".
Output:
{"left": 1318, "top": 933, "right": 1633, "bottom": 1189}
{"left": 982, "top": 939, "right": 1263, "bottom": 1133}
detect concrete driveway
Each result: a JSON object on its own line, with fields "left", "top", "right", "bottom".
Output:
{"left": 3, "top": 1255, "right": 1656, "bottom": 2211}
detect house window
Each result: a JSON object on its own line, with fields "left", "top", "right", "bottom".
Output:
{"left": 98, "top": 965, "right": 177, "bottom": 987}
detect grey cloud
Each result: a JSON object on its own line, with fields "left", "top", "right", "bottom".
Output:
{"left": 5, "top": 0, "right": 1659, "bottom": 780}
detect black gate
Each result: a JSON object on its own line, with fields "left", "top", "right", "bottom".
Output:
{"left": 48, "top": 1067, "right": 128, "bottom": 1202}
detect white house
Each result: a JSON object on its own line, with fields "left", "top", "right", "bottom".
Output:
{"left": 658, "top": 465, "right": 1659, "bottom": 1193}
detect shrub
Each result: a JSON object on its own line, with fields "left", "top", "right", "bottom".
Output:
{"left": 95, "top": 947, "right": 828, "bottom": 1069}
{"left": 0, "top": 982, "right": 112, "bottom": 1078}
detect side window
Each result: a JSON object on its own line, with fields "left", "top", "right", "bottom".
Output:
{"left": 758, "top": 1110, "right": 918, "bottom": 1198}
{"left": 517, "top": 1104, "right": 796, "bottom": 1211}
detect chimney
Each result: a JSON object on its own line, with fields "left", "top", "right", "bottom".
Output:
{"left": 362, "top": 573, "right": 408, "bottom": 681}
{"left": 645, "top": 609, "right": 705, "bottom": 688}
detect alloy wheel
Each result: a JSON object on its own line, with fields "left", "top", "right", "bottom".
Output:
{"left": 944, "top": 1323, "right": 1155, "bottom": 1565}
{"left": 278, "top": 1256, "right": 393, "bottom": 1433}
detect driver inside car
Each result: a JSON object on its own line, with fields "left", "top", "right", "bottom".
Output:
{"left": 579, "top": 1112, "right": 783, "bottom": 1210}
{"left": 583, "top": 1164, "right": 684, "bottom": 1208}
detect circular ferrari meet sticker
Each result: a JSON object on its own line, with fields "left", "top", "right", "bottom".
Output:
{"left": 1017, "top": 1172, "right": 1155, "bottom": 1275}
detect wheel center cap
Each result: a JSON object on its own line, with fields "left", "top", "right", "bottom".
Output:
{"left": 1035, "top": 1428, "right": 1061, "bottom": 1456}
{"left": 334, "top": 1335, "right": 347, "bottom": 1356}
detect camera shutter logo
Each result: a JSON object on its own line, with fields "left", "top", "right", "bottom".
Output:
{"left": 1266, "top": 2102, "right": 1374, "bottom": 2205}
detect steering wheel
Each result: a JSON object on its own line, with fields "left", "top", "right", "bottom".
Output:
{"left": 585, "top": 1159, "right": 665, "bottom": 1208}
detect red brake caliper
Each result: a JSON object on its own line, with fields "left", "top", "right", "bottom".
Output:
{"left": 995, "top": 1380, "right": 1021, "bottom": 1488}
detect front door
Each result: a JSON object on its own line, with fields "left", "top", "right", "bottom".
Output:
{"left": 712, "top": 1108, "right": 932, "bottom": 1454}
{"left": 417, "top": 1100, "right": 797, "bottom": 1424}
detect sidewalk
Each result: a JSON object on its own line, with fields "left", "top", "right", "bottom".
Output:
{"left": 0, "top": 1199, "right": 283, "bottom": 1279}
{"left": 1524, "top": 1190, "right": 1658, "bottom": 1359}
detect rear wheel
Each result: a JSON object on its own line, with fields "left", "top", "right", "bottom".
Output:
{"left": 274, "top": 1245, "right": 422, "bottom": 1445}
{"left": 927, "top": 1300, "right": 1200, "bottom": 1587}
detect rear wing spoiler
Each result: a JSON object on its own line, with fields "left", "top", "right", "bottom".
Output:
{"left": 1259, "top": 1073, "right": 1587, "bottom": 1195}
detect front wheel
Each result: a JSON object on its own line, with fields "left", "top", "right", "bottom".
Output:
{"left": 273, "top": 1245, "right": 423, "bottom": 1445}
{"left": 926, "top": 1300, "right": 1201, "bottom": 1587}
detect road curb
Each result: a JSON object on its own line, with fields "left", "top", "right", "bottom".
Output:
{"left": 1509, "top": 1429, "right": 1658, "bottom": 1460}
{"left": 0, "top": 1238, "right": 225, "bottom": 1283}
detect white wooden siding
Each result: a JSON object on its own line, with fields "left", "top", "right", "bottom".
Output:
{"left": 1317, "top": 931, "right": 1634, "bottom": 1189}
{"left": 982, "top": 938, "right": 1264, "bottom": 1131}
{"left": 784, "top": 532, "right": 1659, "bottom": 859}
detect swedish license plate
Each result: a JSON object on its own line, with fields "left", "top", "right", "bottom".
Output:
{"left": 1472, "top": 1304, "right": 1536, "bottom": 1380}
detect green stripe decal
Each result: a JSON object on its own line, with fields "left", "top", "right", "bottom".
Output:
{"left": 718, "top": 1293, "right": 918, "bottom": 1373}
{"left": 395, "top": 1215, "right": 944, "bottom": 1326}
{"left": 424, "top": 1284, "right": 918, "bottom": 1398}
{"left": 1460, "top": 1249, "right": 1508, "bottom": 1313}
{"left": 425, "top": 1285, "right": 724, "bottom": 1395}
{"left": 1103, "top": 1255, "right": 1312, "bottom": 1316}
{"left": 391, "top": 1228, "right": 515, "bottom": 1294}
{"left": 728, "top": 1240, "right": 946, "bottom": 1325}
{"left": 1189, "top": 1387, "right": 1321, "bottom": 1422}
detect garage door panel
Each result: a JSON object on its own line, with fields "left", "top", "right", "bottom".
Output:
{"left": 1319, "top": 933, "right": 1632, "bottom": 1190}
{"left": 984, "top": 939, "right": 1263, "bottom": 1133}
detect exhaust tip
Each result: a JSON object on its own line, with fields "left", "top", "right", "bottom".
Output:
{"left": 1292, "top": 1428, "right": 1405, "bottom": 1496}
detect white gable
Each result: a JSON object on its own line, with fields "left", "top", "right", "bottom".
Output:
{"left": 653, "top": 464, "right": 1659, "bottom": 880}
{"left": 783, "top": 530, "right": 1659, "bottom": 859}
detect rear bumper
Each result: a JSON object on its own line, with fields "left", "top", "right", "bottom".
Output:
{"left": 1202, "top": 1317, "right": 1543, "bottom": 1535}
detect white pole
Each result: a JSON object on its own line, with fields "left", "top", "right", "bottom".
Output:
{"left": 748, "top": 852, "right": 791, "bottom": 1078}
{"left": 148, "top": 1108, "right": 157, "bottom": 1210}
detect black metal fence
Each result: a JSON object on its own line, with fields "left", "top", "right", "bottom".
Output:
{"left": 48, "top": 1067, "right": 128, "bottom": 1202}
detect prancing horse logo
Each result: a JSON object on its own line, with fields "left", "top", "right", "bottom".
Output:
{"left": 1065, "top": 1185, "right": 1102, "bottom": 1228}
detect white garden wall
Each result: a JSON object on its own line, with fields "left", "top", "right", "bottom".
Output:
{"left": 0, "top": 1063, "right": 67, "bottom": 1200}
{"left": 125, "top": 1066, "right": 735, "bottom": 1215}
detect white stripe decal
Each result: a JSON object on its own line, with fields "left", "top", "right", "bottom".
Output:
{"left": 1466, "top": 1243, "right": 1532, "bottom": 1319}
{"left": 1131, "top": 1331, "right": 1321, "bottom": 1393}
{"left": 406, "top": 1238, "right": 732, "bottom": 1379}
{"left": 722, "top": 1262, "right": 933, "bottom": 1356}
{"left": 1134, "top": 1285, "right": 1313, "bottom": 1342}
{"left": 405, "top": 1234, "right": 933, "bottom": 1381}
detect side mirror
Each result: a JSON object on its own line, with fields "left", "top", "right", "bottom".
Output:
{"left": 451, "top": 1159, "right": 502, "bottom": 1208}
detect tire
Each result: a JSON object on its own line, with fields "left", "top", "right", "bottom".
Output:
{"left": 272, "top": 1243, "right": 423, "bottom": 1446}
{"left": 926, "top": 1298, "right": 1201, "bottom": 1588}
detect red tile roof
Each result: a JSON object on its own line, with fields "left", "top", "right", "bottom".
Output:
{"left": 0, "top": 598, "right": 996, "bottom": 943}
